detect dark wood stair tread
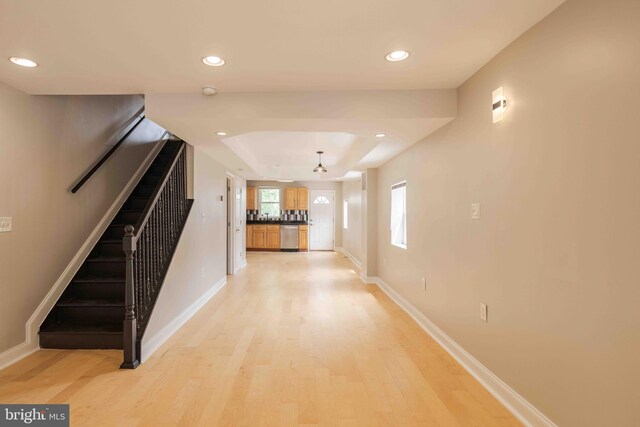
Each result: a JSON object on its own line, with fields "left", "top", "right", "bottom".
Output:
{"left": 72, "top": 277, "right": 124, "bottom": 283}
{"left": 57, "top": 298, "right": 124, "bottom": 307}
{"left": 40, "top": 322, "right": 123, "bottom": 335}
{"left": 85, "top": 257, "right": 125, "bottom": 262}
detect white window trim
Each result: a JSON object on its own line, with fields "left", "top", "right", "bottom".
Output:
{"left": 390, "top": 180, "right": 407, "bottom": 250}
{"left": 343, "top": 199, "right": 349, "bottom": 229}
{"left": 258, "top": 187, "right": 281, "bottom": 217}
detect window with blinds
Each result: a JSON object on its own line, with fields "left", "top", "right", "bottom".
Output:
{"left": 390, "top": 181, "right": 407, "bottom": 249}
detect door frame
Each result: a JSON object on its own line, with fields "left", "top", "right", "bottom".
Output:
{"left": 226, "top": 176, "right": 233, "bottom": 275}
{"left": 308, "top": 189, "right": 336, "bottom": 251}
{"left": 226, "top": 172, "right": 245, "bottom": 275}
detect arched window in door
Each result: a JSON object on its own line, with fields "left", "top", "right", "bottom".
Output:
{"left": 313, "top": 196, "right": 330, "bottom": 204}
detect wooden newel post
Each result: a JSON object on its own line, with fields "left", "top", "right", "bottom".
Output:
{"left": 121, "top": 225, "right": 140, "bottom": 369}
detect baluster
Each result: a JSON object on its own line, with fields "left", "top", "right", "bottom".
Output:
{"left": 121, "top": 225, "right": 139, "bottom": 369}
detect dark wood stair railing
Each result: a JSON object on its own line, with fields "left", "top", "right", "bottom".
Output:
{"left": 120, "top": 141, "right": 192, "bottom": 368}
{"left": 71, "top": 107, "right": 146, "bottom": 194}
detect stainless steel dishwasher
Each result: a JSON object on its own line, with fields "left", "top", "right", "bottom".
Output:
{"left": 280, "top": 225, "right": 299, "bottom": 252}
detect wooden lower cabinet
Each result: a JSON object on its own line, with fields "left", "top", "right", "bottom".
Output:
{"left": 252, "top": 225, "right": 266, "bottom": 248}
{"left": 246, "top": 225, "right": 253, "bottom": 248}
{"left": 299, "top": 225, "right": 308, "bottom": 251}
{"left": 266, "top": 225, "right": 280, "bottom": 248}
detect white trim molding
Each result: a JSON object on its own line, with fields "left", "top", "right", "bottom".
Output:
{"left": 0, "top": 341, "right": 38, "bottom": 372}
{"left": 141, "top": 276, "right": 227, "bottom": 362}
{"left": 335, "top": 247, "right": 362, "bottom": 270}
{"left": 340, "top": 254, "right": 555, "bottom": 426}
{"left": 0, "top": 135, "right": 168, "bottom": 372}
{"left": 370, "top": 277, "right": 556, "bottom": 427}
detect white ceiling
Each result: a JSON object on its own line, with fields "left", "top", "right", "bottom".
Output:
{"left": 146, "top": 90, "right": 456, "bottom": 180}
{"left": 0, "top": 0, "right": 565, "bottom": 94}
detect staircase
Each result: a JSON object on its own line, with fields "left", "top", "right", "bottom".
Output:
{"left": 39, "top": 139, "right": 191, "bottom": 357}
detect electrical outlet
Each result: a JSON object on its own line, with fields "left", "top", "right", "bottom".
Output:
{"left": 0, "top": 217, "right": 12, "bottom": 232}
{"left": 471, "top": 203, "right": 481, "bottom": 220}
{"left": 201, "top": 267, "right": 205, "bottom": 278}
{"left": 421, "top": 277, "right": 427, "bottom": 291}
{"left": 480, "top": 303, "right": 488, "bottom": 322}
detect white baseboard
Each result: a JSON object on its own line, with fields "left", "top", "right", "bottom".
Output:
{"left": 0, "top": 341, "right": 39, "bottom": 372}
{"left": 141, "top": 276, "right": 227, "bottom": 362}
{"left": 335, "top": 247, "right": 363, "bottom": 269}
{"left": 360, "top": 275, "right": 555, "bottom": 427}
{"left": 0, "top": 133, "right": 169, "bottom": 373}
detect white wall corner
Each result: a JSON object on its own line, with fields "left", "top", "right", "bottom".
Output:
{"left": 141, "top": 276, "right": 227, "bottom": 362}
{"left": 0, "top": 135, "right": 168, "bottom": 372}
{"left": 372, "top": 276, "right": 557, "bottom": 427}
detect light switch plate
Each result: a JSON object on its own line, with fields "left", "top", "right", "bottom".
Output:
{"left": 471, "top": 203, "right": 481, "bottom": 220}
{"left": 421, "top": 277, "right": 427, "bottom": 291}
{"left": 480, "top": 303, "right": 488, "bottom": 322}
{"left": 0, "top": 217, "right": 11, "bottom": 232}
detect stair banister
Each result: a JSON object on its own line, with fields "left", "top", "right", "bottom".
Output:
{"left": 121, "top": 225, "right": 139, "bottom": 369}
{"left": 120, "top": 138, "right": 190, "bottom": 368}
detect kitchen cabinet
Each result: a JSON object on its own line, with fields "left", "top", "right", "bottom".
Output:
{"left": 266, "top": 225, "right": 280, "bottom": 248}
{"left": 299, "top": 225, "right": 308, "bottom": 251}
{"left": 284, "top": 187, "right": 309, "bottom": 210}
{"left": 246, "top": 187, "right": 257, "bottom": 210}
{"left": 246, "top": 225, "right": 253, "bottom": 248}
{"left": 284, "top": 188, "right": 297, "bottom": 210}
{"left": 252, "top": 225, "right": 266, "bottom": 248}
{"left": 297, "top": 188, "right": 308, "bottom": 210}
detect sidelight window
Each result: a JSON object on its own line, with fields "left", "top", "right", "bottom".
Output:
{"left": 390, "top": 181, "right": 407, "bottom": 249}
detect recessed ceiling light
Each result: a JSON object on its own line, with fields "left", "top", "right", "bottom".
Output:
{"left": 9, "top": 57, "right": 38, "bottom": 68}
{"left": 385, "top": 50, "right": 410, "bottom": 62}
{"left": 202, "top": 56, "right": 225, "bottom": 67}
{"left": 217, "top": 131, "right": 227, "bottom": 136}
{"left": 376, "top": 133, "right": 386, "bottom": 138}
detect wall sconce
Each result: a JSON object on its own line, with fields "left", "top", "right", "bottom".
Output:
{"left": 492, "top": 87, "right": 507, "bottom": 123}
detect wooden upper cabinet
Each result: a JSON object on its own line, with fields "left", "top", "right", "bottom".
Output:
{"left": 284, "top": 188, "right": 297, "bottom": 210}
{"left": 284, "top": 187, "right": 308, "bottom": 210}
{"left": 246, "top": 187, "right": 257, "bottom": 210}
{"left": 296, "top": 187, "right": 308, "bottom": 210}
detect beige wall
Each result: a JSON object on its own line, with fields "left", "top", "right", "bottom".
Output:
{"left": 342, "top": 178, "right": 363, "bottom": 263}
{"left": 247, "top": 180, "right": 343, "bottom": 246}
{"left": 374, "top": 0, "right": 640, "bottom": 425}
{"left": 142, "top": 147, "right": 228, "bottom": 354}
{"left": 0, "top": 82, "right": 151, "bottom": 353}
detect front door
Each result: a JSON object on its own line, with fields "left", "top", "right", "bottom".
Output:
{"left": 309, "top": 190, "right": 335, "bottom": 251}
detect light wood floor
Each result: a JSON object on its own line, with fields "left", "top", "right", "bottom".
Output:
{"left": 0, "top": 252, "right": 520, "bottom": 426}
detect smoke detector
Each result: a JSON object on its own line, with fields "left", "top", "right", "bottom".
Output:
{"left": 202, "top": 87, "right": 217, "bottom": 96}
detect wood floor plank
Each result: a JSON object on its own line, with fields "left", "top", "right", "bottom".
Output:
{"left": 0, "top": 252, "right": 520, "bottom": 426}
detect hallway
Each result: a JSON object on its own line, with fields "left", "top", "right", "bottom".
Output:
{"left": 0, "top": 252, "right": 518, "bottom": 426}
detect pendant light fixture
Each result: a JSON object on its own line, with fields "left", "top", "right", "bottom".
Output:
{"left": 313, "top": 151, "right": 327, "bottom": 174}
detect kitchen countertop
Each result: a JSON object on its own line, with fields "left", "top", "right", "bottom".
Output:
{"left": 247, "top": 220, "right": 308, "bottom": 225}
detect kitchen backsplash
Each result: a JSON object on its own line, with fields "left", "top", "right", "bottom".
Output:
{"left": 246, "top": 209, "right": 308, "bottom": 221}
